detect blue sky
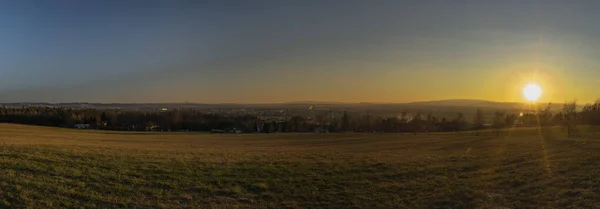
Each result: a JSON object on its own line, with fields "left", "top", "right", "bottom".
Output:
{"left": 0, "top": 1, "right": 599, "bottom": 103}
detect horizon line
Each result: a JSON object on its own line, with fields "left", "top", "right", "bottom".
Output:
{"left": 0, "top": 99, "right": 573, "bottom": 105}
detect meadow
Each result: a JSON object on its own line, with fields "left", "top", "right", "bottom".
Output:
{"left": 1, "top": 124, "right": 599, "bottom": 208}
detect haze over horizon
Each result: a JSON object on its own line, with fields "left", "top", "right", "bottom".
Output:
{"left": 1, "top": 1, "right": 599, "bottom": 104}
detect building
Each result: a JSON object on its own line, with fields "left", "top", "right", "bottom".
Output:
{"left": 74, "top": 124, "right": 90, "bottom": 129}
{"left": 145, "top": 124, "right": 159, "bottom": 131}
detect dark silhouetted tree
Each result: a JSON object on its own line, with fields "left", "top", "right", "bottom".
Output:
{"left": 562, "top": 101, "right": 578, "bottom": 137}
{"left": 100, "top": 112, "right": 108, "bottom": 125}
{"left": 492, "top": 111, "right": 505, "bottom": 136}
{"left": 505, "top": 114, "right": 517, "bottom": 128}
{"left": 582, "top": 100, "right": 600, "bottom": 135}
{"left": 538, "top": 103, "right": 553, "bottom": 130}
{"left": 473, "top": 108, "right": 485, "bottom": 135}
{"left": 341, "top": 111, "right": 350, "bottom": 132}
{"left": 453, "top": 112, "right": 467, "bottom": 134}
{"left": 410, "top": 112, "right": 424, "bottom": 135}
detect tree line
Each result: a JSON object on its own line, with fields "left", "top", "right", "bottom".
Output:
{"left": 0, "top": 100, "right": 597, "bottom": 135}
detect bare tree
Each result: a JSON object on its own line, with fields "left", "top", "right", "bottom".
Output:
{"left": 504, "top": 114, "right": 517, "bottom": 128}
{"left": 454, "top": 112, "right": 467, "bottom": 134}
{"left": 410, "top": 112, "right": 424, "bottom": 135}
{"left": 473, "top": 108, "right": 485, "bottom": 136}
{"left": 492, "top": 111, "right": 506, "bottom": 136}
{"left": 562, "top": 101, "right": 578, "bottom": 137}
{"left": 425, "top": 112, "right": 435, "bottom": 135}
{"left": 539, "top": 103, "right": 553, "bottom": 130}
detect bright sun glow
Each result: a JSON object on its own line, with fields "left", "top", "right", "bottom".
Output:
{"left": 523, "top": 83, "right": 542, "bottom": 102}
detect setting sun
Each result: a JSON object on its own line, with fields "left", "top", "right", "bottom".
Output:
{"left": 523, "top": 83, "right": 542, "bottom": 102}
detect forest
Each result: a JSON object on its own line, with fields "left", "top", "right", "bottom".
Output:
{"left": 0, "top": 101, "right": 597, "bottom": 135}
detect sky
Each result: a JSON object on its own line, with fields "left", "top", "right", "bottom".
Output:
{"left": 0, "top": 0, "right": 599, "bottom": 103}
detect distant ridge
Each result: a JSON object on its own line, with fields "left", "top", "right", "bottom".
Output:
{"left": 283, "top": 101, "right": 351, "bottom": 105}
{"left": 0, "top": 99, "right": 569, "bottom": 111}
{"left": 0, "top": 99, "right": 526, "bottom": 107}
{"left": 407, "top": 99, "right": 519, "bottom": 106}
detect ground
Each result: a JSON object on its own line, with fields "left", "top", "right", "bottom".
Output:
{"left": 1, "top": 124, "right": 599, "bottom": 208}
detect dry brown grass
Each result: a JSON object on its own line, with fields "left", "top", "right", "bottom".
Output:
{"left": 1, "top": 124, "right": 599, "bottom": 208}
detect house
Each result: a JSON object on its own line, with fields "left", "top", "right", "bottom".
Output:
{"left": 398, "top": 116, "right": 414, "bottom": 123}
{"left": 74, "top": 124, "right": 90, "bottom": 129}
{"left": 229, "top": 129, "right": 242, "bottom": 134}
{"left": 211, "top": 129, "right": 225, "bottom": 133}
{"left": 314, "top": 126, "right": 328, "bottom": 133}
{"left": 145, "top": 124, "right": 159, "bottom": 131}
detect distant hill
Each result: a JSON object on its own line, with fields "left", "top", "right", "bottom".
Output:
{"left": 408, "top": 99, "right": 506, "bottom": 106}
{"left": 283, "top": 101, "right": 351, "bottom": 105}
{"left": 0, "top": 99, "right": 569, "bottom": 115}
{"left": 406, "top": 99, "right": 523, "bottom": 108}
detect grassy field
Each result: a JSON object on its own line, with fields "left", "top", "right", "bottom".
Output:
{"left": 1, "top": 124, "right": 600, "bottom": 208}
